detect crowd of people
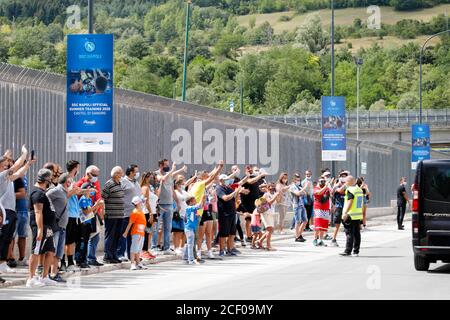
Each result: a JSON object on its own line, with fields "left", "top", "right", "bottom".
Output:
{"left": 0, "top": 145, "right": 373, "bottom": 288}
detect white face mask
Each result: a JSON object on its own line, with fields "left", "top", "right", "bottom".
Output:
{"left": 135, "top": 172, "right": 140, "bottom": 180}
{"left": 90, "top": 176, "right": 98, "bottom": 183}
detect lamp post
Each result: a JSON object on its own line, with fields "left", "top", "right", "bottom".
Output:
{"left": 354, "top": 57, "right": 363, "bottom": 176}
{"left": 330, "top": 0, "right": 336, "bottom": 176}
{"left": 181, "top": 0, "right": 192, "bottom": 102}
{"left": 86, "top": 0, "right": 94, "bottom": 167}
{"left": 240, "top": 79, "right": 244, "bottom": 114}
{"left": 419, "top": 29, "right": 449, "bottom": 123}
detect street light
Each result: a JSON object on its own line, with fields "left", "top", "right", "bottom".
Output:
{"left": 354, "top": 57, "right": 363, "bottom": 176}
{"left": 419, "top": 29, "right": 449, "bottom": 123}
{"left": 86, "top": 0, "right": 95, "bottom": 167}
{"left": 181, "top": 0, "right": 192, "bottom": 102}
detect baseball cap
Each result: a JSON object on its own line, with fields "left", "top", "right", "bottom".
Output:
{"left": 37, "top": 168, "right": 52, "bottom": 183}
{"left": 219, "top": 174, "right": 228, "bottom": 180}
{"left": 132, "top": 196, "right": 143, "bottom": 205}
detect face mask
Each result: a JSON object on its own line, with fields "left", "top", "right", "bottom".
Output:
{"left": 163, "top": 166, "right": 170, "bottom": 173}
{"left": 134, "top": 172, "right": 140, "bottom": 179}
{"left": 225, "top": 179, "right": 233, "bottom": 186}
{"left": 180, "top": 184, "right": 186, "bottom": 190}
{"left": 90, "top": 191, "right": 96, "bottom": 196}
{"left": 90, "top": 176, "right": 98, "bottom": 183}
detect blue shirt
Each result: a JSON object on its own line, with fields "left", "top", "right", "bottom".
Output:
{"left": 184, "top": 204, "right": 201, "bottom": 231}
{"left": 68, "top": 194, "right": 81, "bottom": 218}
{"left": 14, "top": 177, "right": 28, "bottom": 212}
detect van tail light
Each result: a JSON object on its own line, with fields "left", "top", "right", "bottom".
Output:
{"left": 412, "top": 185, "right": 419, "bottom": 213}
{"left": 412, "top": 219, "right": 419, "bottom": 235}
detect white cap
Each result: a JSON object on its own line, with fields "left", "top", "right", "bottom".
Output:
{"left": 132, "top": 196, "right": 143, "bottom": 205}
{"left": 219, "top": 174, "right": 228, "bottom": 180}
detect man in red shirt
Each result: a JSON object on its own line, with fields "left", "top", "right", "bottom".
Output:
{"left": 313, "top": 176, "right": 334, "bottom": 247}
{"left": 75, "top": 165, "right": 104, "bottom": 266}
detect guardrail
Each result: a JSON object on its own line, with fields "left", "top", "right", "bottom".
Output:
{"left": 260, "top": 109, "right": 450, "bottom": 130}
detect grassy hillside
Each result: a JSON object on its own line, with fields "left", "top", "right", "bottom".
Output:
{"left": 237, "top": 4, "right": 450, "bottom": 34}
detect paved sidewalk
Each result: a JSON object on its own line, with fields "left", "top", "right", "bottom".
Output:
{"left": 0, "top": 213, "right": 410, "bottom": 289}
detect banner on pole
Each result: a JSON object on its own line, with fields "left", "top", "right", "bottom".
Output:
{"left": 411, "top": 124, "right": 430, "bottom": 170}
{"left": 321, "top": 96, "right": 347, "bottom": 161}
{"left": 66, "top": 34, "right": 114, "bottom": 152}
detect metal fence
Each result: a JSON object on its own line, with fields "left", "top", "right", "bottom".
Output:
{"left": 1, "top": 63, "right": 449, "bottom": 208}
{"left": 261, "top": 109, "right": 450, "bottom": 130}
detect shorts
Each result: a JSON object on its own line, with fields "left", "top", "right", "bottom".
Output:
{"left": 211, "top": 211, "right": 218, "bottom": 221}
{"left": 200, "top": 209, "right": 213, "bottom": 226}
{"left": 314, "top": 217, "right": 329, "bottom": 232}
{"left": 15, "top": 210, "right": 29, "bottom": 238}
{"left": 0, "top": 210, "right": 17, "bottom": 260}
{"left": 218, "top": 212, "right": 236, "bottom": 237}
{"left": 31, "top": 225, "right": 55, "bottom": 255}
{"left": 334, "top": 207, "right": 343, "bottom": 225}
{"left": 65, "top": 217, "right": 79, "bottom": 245}
{"left": 130, "top": 234, "right": 144, "bottom": 254}
{"left": 251, "top": 225, "right": 261, "bottom": 233}
{"left": 261, "top": 212, "right": 275, "bottom": 228}
{"left": 53, "top": 229, "right": 66, "bottom": 259}
{"left": 294, "top": 206, "right": 308, "bottom": 224}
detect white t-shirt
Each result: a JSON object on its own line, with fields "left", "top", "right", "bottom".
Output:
{"left": 148, "top": 191, "right": 158, "bottom": 215}
{"left": 0, "top": 181, "right": 15, "bottom": 211}
{"left": 175, "top": 189, "right": 190, "bottom": 218}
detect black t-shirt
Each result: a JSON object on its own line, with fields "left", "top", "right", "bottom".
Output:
{"left": 29, "top": 186, "right": 56, "bottom": 227}
{"left": 397, "top": 185, "right": 407, "bottom": 205}
{"left": 216, "top": 185, "right": 236, "bottom": 215}
{"left": 241, "top": 177, "right": 264, "bottom": 212}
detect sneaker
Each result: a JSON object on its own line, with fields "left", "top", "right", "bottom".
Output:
{"left": 88, "top": 260, "right": 104, "bottom": 267}
{"left": 339, "top": 252, "right": 351, "bottom": 257}
{"left": 352, "top": 252, "right": 359, "bottom": 257}
{"left": 50, "top": 273, "right": 67, "bottom": 283}
{"left": 40, "top": 276, "right": 58, "bottom": 286}
{"left": 312, "top": 239, "right": 318, "bottom": 246}
{"left": 227, "top": 251, "right": 237, "bottom": 256}
{"left": 318, "top": 240, "right": 327, "bottom": 247}
{"left": 324, "top": 234, "right": 333, "bottom": 240}
{"left": 118, "top": 256, "right": 129, "bottom": 262}
{"left": 174, "top": 248, "right": 183, "bottom": 256}
{"left": 137, "top": 263, "right": 149, "bottom": 270}
{"left": 7, "top": 259, "right": 17, "bottom": 268}
{"left": 0, "top": 262, "right": 16, "bottom": 273}
{"left": 241, "top": 240, "right": 246, "bottom": 247}
{"left": 66, "top": 264, "right": 80, "bottom": 272}
{"left": 330, "top": 239, "right": 339, "bottom": 247}
{"left": 78, "top": 262, "right": 91, "bottom": 269}
{"left": 207, "top": 250, "right": 215, "bottom": 259}
{"left": 295, "top": 236, "right": 306, "bottom": 242}
{"left": 17, "top": 258, "right": 29, "bottom": 267}
{"left": 130, "top": 263, "right": 138, "bottom": 271}
{"left": 26, "top": 276, "right": 45, "bottom": 288}
{"left": 219, "top": 251, "right": 226, "bottom": 257}
{"left": 231, "top": 248, "right": 241, "bottom": 254}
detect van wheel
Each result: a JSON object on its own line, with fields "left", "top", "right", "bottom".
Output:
{"left": 414, "top": 254, "right": 430, "bottom": 271}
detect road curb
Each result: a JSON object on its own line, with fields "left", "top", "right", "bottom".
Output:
{"left": 0, "top": 254, "right": 181, "bottom": 289}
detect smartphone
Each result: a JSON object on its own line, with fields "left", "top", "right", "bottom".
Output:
{"left": 30, "top": 150, "right": 35, "bottom": 160}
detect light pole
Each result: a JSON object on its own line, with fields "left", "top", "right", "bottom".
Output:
{"left": 419, "top": 29, "right": 449, "bottom": 123}
{"left": 330, "top": 0, "right": 336, "bottom": 176}
{"left": 240, "top": 78, "right": 244, "bottom": 114}
{"left": 354, "top": 57, "right": 363, "bottom": 176}
{"left": 181, "top": 0, "right": 192, "bottom": 102}
{"left": 86, "top": 0, "right": 94, "bottom": 167}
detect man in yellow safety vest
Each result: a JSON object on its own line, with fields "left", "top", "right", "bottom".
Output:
{"left": 340, "top": 176, "right": 364, "bottom": 257}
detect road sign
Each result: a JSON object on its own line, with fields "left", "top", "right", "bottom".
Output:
{"left": 411, "top": 124, "right": 430, "bottom": 170}
{"left": 321, "top": 96, "right": 346, "bottom": 161}
{"left": 66, "top": 34, "right": 114, "bottom": 152}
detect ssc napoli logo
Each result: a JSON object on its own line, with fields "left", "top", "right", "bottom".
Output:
{"left": 330, "top": 100, "right": 336, "bottom": 107}
{"left": 84, "top": 41, "right": 96, "bottom": 52}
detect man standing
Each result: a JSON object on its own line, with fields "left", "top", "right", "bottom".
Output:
{"left": 102, "top": 166, "right": 125, "bottom": 264}
{"left": 46, "top": 173, "right": 72, "bottom": 283}
{"left": 330, "top": 171, "right": 349, "bottom": 247}
{"left": 0, "top": 146, "right": 34, "bottom": 281}
{"left": 75, "top": 165, "right": 104, "bottom": 266}
{"left": 397, "top": 177, "right": 409, "bottom": 230}
{"left": 301, "top": 170, "right": 314, "bottom": 231}
{"left": 118, "top": 165, "right": 142, "bottom": 261}
{"left": 12, "top": 173, "right": 29, "bottom": 266}
{"left": 340, "top": 176, "right": 364, "bottom": 257}
{"left": 289, "top": 173, "right": 310, "bottom": 243}
{"left": 26, "top": 169, "right": 57, "bottom": 287}
{"left": 152, "top": 159, "right": 184, "bottom": 255}
{"left": 216, "top": 174, "right": 243, "bottom": 257}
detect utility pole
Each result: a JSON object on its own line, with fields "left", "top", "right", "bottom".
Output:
{"left": 181, "top": 0, "right": 192, "bottom": 102}
{"left": 86, "top": 0, "right": 94, "bottom": 168}
{"left": 355, "top": 57, "right": 363, "bottom": 176}
{"left": 240, "top": 79, "right": 244, "bottom": 114}
{"left": 330, "top": 0, "right": 336, "bottom": 177}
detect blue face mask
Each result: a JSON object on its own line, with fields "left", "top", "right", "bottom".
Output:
{"left": 90, "top": 191, "right": 96, "bottom": 196}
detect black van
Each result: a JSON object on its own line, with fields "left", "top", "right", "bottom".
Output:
{"left": 412, "top": 160, "right": 450, "bottom": 271}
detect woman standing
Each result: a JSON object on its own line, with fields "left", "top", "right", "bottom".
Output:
{"left": 259, "top": 183, "right": 280, "bottom": 251}
{"left": 140, "top": 172, "right": 157, "bottom": 260}
{"left": 275, "top": 172, "right": 290, "bottom": 234}
{"left": 174, "top": 177, "right": 189, "bottom": 255}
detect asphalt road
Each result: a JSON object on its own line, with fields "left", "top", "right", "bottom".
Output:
{"left": 2, "top": 221, "right": 449, "bottom": 300}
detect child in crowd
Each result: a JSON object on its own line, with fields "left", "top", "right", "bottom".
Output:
{"left": 251, "top": 197, "right": 267, "bottom": 249}
{"left": 183, "top": 194, "right": 205, "bottom": 265}
{"left": 123, "top": 196, "right": 148, "bottom": 270}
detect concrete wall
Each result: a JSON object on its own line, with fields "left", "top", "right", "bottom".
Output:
{"left": 1, "top": 63, "right": 449, "bottom": 208}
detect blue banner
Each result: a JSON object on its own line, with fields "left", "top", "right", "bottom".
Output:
{"left": 66, "top": 34, "right": 114, "bottom": 152}
{"left": 411, "top": 124, "right": 430, "bottom": 170}
{"left": 321, "top": 96, "right": 346, "bottom": 161}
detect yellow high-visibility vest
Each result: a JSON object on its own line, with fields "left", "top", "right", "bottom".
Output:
{"left": 344, "top": 185, "right": 364, "bottom": 220}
